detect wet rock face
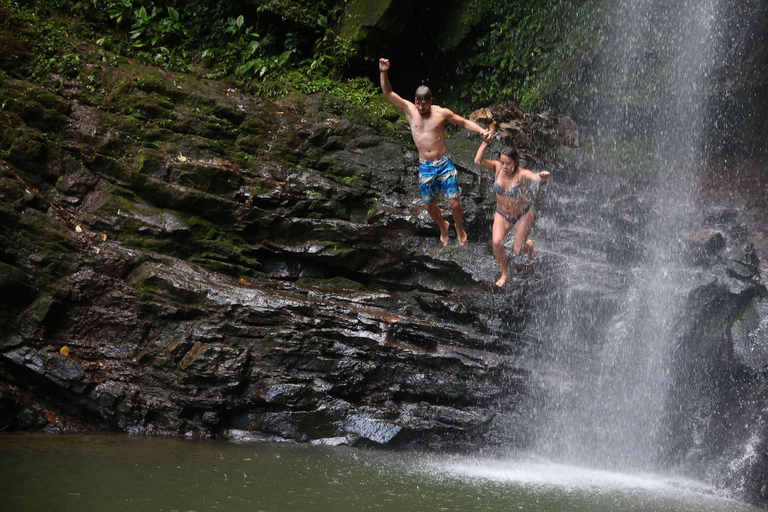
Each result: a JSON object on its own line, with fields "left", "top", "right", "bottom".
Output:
{"left": 0, "top": 53, "right": 546, "bottom": 449}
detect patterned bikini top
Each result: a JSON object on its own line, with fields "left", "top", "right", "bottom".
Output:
{"left": 493, "top": 170, "right": 524, "bottom": 196}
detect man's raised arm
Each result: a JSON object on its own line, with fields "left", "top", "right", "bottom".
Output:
{"left": 445, "top": 109, "right": 490, "bottom": 138}
{"left": 379, "top": 58, "right": 410, "bottom": 112}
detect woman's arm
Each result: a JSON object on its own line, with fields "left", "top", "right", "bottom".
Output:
{"left": 520, "top": 169, "right": 550, "bottom": 183}
{"left": 474, "top": 135, "right": 498, "bottom": 172}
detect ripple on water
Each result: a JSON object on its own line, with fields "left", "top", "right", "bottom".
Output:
{"left": 416, "top": 455, "right": 762, "bottom": 512}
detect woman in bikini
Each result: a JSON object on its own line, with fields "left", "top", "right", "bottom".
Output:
{"left": 475, "top": 133, "right": 549, "bottom": 287}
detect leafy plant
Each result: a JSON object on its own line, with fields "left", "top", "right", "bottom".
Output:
{"left": 454, "top": 0, "right": 602, "bottom": 111}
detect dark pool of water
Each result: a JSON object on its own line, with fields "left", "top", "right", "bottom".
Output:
{"left": 0, "top": 433, "right": 760, "bottom": 512}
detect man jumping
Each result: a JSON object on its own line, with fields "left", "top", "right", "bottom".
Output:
{"left": 379, "top": 58, "right": 488, "bottom": 246}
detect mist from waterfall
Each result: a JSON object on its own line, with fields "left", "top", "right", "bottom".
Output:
{"left": 528, "top": 0, "right": 725, "bottom": 472}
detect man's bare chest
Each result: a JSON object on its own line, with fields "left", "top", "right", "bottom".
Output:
{"left": 410, "top": 118, "right": 444, "bottom": 136}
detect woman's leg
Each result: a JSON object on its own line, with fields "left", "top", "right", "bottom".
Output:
{"left": 512, "top": 209, "right": 536, "bottom": 260}
{"left": 492, "top": 213, "right": 514, "bottom": 286}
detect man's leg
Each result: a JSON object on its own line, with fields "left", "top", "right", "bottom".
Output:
{"left": 440, "top": 161, "right": 467, "bottom": 246}
{"left": 425, "top": 201, "right": 450, "bottom": 246}
{"left": 419, "top": 168, "right": 450, "bottom": 246}
{"left": 448, "top": 198, "right": 468, "bottom": 246}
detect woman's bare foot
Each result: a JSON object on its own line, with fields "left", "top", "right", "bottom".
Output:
{"left": 495, "top": 272, "right": 509, "bottom": 287}
{"left": 457, "top": 226, "right": 468, "bottom": 246}
{"left": 439, "top": 220, "right": 450, "bottom": 246}
{"left": 524, "top": 240, "right": 536, "bottom": 260}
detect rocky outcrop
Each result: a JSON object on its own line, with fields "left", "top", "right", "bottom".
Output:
{"left": 471, "top": 104, "right": 580, "bottom": 154}
{"left": 0, "top": 46, "right": 566, "bottom": 449}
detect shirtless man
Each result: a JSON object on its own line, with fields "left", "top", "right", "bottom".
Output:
{"left": 379, "top": 58, "right": 488, "bottom": 246}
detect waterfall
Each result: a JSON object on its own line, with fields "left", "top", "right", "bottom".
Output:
{"left": 527, "top": 0, "right": 725, "bottom": 472}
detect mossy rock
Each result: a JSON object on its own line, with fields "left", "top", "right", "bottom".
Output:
{"left": 0, "top": 8, "right": 33, "bottom": 75}
{"left": 0, "top": 208, "right": 78, "bottom": 290}
{"left": 136, "top": 126, "right": 178, "bottom": 145}
{"left": 209, "top": 103, "right": 248, "bottom": 126}
{"left": 338, "top": 0, "right": 395, "bottom": 42}
{"left": 167, "top": 111, "right": 237, "bottom": 140}
{"left": 0, "top": 176, "right": 26, "bottom": 203}
{"left": 166, "top": 161, "right": 242, "bottom": 195}
{"left": 1, "top": 82, "right": 70, "bottom": 132}
{"left": 137, "top": 72, "right": 175, "bottom": 95}
{"left": 136, "top": 149, "right": 167, "bottom": 178}
{"left": 91, "top": 154, "right": 134, "bottom": 184}
{"left": 135, "top": 177, "right": 238, "bottom": 224}
{"left": 236, "top": 134, "right": 266, "bottom": 154}
{"left": 240, "top": 111, "right": 277, "bottom": 136}
{"left": 3, "top": 128, "right": 48, "bottom": 171}
{"left": 134, "top": 94, "right": 175, "bottom": 120}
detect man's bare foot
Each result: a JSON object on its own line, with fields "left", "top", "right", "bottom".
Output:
{"left": 495, "top": 273, "right": 509, "bottom": 287}
{"left": 524, "top": 240, "right": 536, "bottom": 260}
{"left": 457, "top": 227, "right": 468, "bottom": 246}
{"left": 439, "top": 220, "right": 450, "bottom": 246}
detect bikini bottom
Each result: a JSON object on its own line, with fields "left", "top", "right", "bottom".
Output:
{"left": 495, "top": 204, "right": 531, "bottom": 226}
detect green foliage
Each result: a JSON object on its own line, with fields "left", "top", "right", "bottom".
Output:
{"left": 251, "top": 69, "right": 398, "bottom": 119}
{"left": 254, "top": 0, "right": 337, "bottom": 28}
{"left": 0, "top": 0, "right": 603, "bottom": 127}
{"left": 0, "top": 0, "right": 83, "bottom": 80}
{"left": 454, "top": 0, "right": 603, "bottom": 111}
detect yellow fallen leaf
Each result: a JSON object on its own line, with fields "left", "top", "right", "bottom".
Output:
{"left": 75, "top": 225, "right": 82, "bottom": 233}
{"left": 101, "top": 233, "right": 108, "bottom": 242}
{"left": 60, "top": 345, "right": 70, "bottom": 356}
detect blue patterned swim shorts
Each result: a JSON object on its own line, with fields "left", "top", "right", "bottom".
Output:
{"left": 418, "top": 153, "right": 460, "bottom": 204}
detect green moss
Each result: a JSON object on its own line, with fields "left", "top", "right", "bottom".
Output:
{"left": 3, "top": 127, "right": 48, "bottom": 170}
{"left": 137, "top": 72, "right": 173, "bottom": 95}
{"left": 0, "top": 82, "right": 69, "bottom": 133}
{"left": 137, "top": 149, "right": 167, "bottom": 176}
{"left": 135, "top": 93, "right": 175, "bottom": 119}
{"left": 338, "top": 0, "right": 393, "bottom": 41}
{"left": 336, "top": 175, "right": 360, "bottom": 187}
{"left": 365, "top": 197, "right": 378, "bottom": 217}
{"left": 0, "top": 8, "right": 33, "bottom": 76}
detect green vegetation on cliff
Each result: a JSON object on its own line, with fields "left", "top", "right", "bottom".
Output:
{"left": 451, "top": 0, "right": 603, "bottom": 111}
{"left": 1, "top": 0, "right": 598, "bottom": 114}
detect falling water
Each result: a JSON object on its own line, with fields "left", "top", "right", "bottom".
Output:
{"left": 529, "top": 0, "right": 724, "bottom": 472}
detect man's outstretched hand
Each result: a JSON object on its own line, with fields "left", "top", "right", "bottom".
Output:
{"left": 379, "top": 58, "right": 390, "bottom": 72}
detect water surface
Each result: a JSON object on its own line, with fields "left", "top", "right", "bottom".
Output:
{"left": 0, "top": 434, "right": 760, "bottom": 512}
